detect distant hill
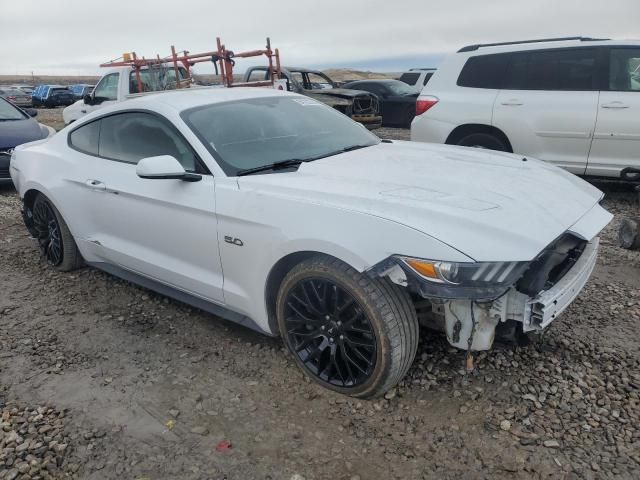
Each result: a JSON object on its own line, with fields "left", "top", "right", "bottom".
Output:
{"left": 1, "top": 69, "right": 398, "bottom": 87}
{"left": 0, "top": 75, "right": 99, "bottom": 86}
{"left": 323, "top": 69, "right": 397, "bottom": 82}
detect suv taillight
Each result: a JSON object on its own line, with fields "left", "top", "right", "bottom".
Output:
{"left": 416, "top": 96, "right": 439, "bottom": 116}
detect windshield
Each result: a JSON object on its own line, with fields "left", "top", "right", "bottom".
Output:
{"left": 50, "top": 88, "right": 70, "bottom": 95}
{"left": 182, "top": 96, "right": 379, "bottom": 176}
{"left": 129, "top": 66, "right": 189, "bottom": 93}
{"left": 0, "top": 98, "right": 27, "bottom": 120}
{"left": 386, "top": 81, "right": 419, "bottom": 96}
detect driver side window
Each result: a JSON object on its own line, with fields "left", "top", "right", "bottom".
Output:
{"left": 98, "top": 112, "right": 201, "bottom": 172}
{"left": 306, "top": 72, "right": 333, "bottom": 90}
{"left": 93, "top": 73, "right": 119, "bottom": 101}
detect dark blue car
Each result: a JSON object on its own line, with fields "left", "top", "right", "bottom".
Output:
{"left": 0, "top": 97, "right": 50, "bottom": 185}
{"left": 31, "top": 84, "right": 75, "bottom": 108}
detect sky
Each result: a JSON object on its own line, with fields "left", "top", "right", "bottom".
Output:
{"left": 1, "top": 0, "right": 638, "bottom": 76}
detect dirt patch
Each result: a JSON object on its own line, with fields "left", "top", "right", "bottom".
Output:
{"left": 34, "top": 108, "right": 66, "bottom": 132}
{"left": 1, "top": 133, "right": 639, "bottom": 479}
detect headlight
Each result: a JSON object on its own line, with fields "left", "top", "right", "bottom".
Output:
{"left": 398, "top": 257, "right": 530, "bottom": 299}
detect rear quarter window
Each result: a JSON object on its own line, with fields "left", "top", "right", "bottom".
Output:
{"left": 457, "top": 54, "right": 510, "bottom": 88}
{"left": 69, "top": 120, "right": 101, "bottom": 156}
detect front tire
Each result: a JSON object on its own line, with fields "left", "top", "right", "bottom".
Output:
{"left": 276, "top": 256, "right": 418, "bottom": 398}
{"left": 456, "top": 132, "right": 508, "bottom": 151}
{"left": 31, "top": 194, "right": 83, "bottom": 271}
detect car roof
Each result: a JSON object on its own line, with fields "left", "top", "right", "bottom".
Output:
{"left": 457, "top": 38, "right": 640, "bottom": 56}
{"left": 122, "top": 86, "right": 299, "bottom": 112}
{"left": 283, "top": 66, "right": 326, "bottom": 75}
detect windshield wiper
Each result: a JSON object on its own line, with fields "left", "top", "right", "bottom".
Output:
{"left": 236, "top": 159, "right": 306, "bottom": 177}
{"left": 308, "top": 143, "right": 375, "bottom": 161}
{"left": 235, "top": 144, "right": 376, "bottom": 176}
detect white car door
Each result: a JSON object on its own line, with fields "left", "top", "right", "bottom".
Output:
{"left": 587, "top": 47, "right": 640, "bottom": 177}
{"left": 493, "top": 48, "right": 599, "bottom": 174}
{"left": 66, "top": 111, "right": 224, "bottom": 303}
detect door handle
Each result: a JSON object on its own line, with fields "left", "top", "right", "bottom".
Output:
{"left": 85, "top": 179, "right": 106, "bottom": 191}
{"left": 501, "top": 100, "right": 523, "bottom": 106}
{"left": 601, "top": 102, "right": 629, "bottom": 109}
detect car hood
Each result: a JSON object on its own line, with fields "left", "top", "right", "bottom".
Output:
{"left": 0, "top": 118, "right": 45, "bottom": 150}
{"left": 239, "top": 141, "right": 612, "bottom": 261}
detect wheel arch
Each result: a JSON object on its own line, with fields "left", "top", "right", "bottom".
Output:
{"left": 445, "top": 123, "right": 513, "bottom": 152}
{"left": 264, "top": 251, "right": 359, "bottom": 336}
{"left": 23, "top": 188, "right": 40, "bottom": 210}
{"left": 21, "top": 186, "right": 76, "bottom": 235}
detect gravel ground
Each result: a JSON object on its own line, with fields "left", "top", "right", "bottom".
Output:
{"left": 1, "top": 123, "right": 639, "bottom": 479}
{"left": 32, "top": 108, "right": 66, "bottom": 132}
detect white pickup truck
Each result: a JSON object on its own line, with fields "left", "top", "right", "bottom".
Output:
{"left": 63, "top": 65, "right": 190, "bottom": 125}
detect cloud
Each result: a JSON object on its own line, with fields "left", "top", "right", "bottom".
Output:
{"left": 1, "top": 0, "right": 638, "bottom": 74}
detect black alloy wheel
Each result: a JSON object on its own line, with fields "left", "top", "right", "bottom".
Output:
{"left": 32, "top": 197, "right": 63, "bottom": 266}
{"left": 283, "top": 278, "right": 377, "bottom": 388}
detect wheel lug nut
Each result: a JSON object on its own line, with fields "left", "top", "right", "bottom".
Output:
{"left": 321, "top": 325, "right": 325, "bottom": 330}
{"left": 337, "top": 321, "right": 342, "bottom": 326}
{"left": 339, "top": 335, "right": 344, "bottom": 340}
{"left": 325, "top": 315, "right": 330, "bottom": 320}
{"left": 329, "top": 338, "right": 334, "bottom": 343}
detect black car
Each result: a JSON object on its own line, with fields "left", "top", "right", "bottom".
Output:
{"left": 0, "top": 98, "right": 49, "bottom": 185}
{"left": 343, "top": 79, "right": 419, "bottom": 128}
{"left": 32, "top": 85, "right": 76, "bottom": 108}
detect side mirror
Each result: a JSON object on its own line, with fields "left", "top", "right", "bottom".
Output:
{"left": 83, "top": 94, "right": 93, "bottom": 105}
{"left": 136, "top": 155, "right": 201, "bottom": 182}
{"left": 25, "top": 108, "right": 38, "bottom": 117}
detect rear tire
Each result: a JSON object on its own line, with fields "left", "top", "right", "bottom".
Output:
{"left": 276, "top": 255, "right": 418, "bottom": 398}
{"left": 31, "top": 194, "right": 84, "bottom": 271}
{"left": 456, "top": 133, "right": 508, "bottom": 151}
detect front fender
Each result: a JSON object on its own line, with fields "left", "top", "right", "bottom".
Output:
{"left": 215, "top": 178, "right": 471, "bottom": 332}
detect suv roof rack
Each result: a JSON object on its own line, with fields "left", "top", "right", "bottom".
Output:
{"left": 408, "top": 67, "right": 436, "bottom": 71}
{"left": 457, "top": 36, "right": 609, "bottom": 53}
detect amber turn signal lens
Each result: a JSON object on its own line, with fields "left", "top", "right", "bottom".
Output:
{"left": 404, "top": 259, "right": 439, "bottom": 279}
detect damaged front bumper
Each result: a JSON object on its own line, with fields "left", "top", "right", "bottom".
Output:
{"left": 443, "top": 238, "right": 598, "bottom": 350}
{"left": 373, "top": 238, "right": 600, "bottom": 351}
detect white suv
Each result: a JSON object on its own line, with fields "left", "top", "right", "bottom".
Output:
{"left": 411, "top": 37, "right": 640, "bottom": 179}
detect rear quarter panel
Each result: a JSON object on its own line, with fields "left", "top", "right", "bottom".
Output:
{"left": 411, "top": 54, "right": 499, "bottom": 143}
{"left": 12, "top": 136, "right": 89, "bottom": 243}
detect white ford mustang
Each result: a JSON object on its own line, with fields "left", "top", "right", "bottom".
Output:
{"left": 10, "top": 87, "right": 612, "bottom": 398}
